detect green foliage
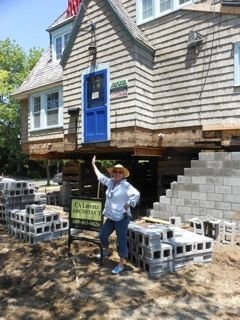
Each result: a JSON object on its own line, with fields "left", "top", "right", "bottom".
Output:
{"left": 99, "top": 160, "right": 117, "bottom": 169}
{"left": 0, "top": 38, "right": 43, "bottom": 175}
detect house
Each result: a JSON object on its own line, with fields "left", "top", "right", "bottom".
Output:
{"left": 13, "top": 0, "right": 240, "bottom": 216}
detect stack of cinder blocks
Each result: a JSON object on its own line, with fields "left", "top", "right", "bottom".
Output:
{"left": 127, "top": 222, "right": 213, "bottom": 279}
{"left": 0, "top": 178, "right": 46, "bottom": 224}
{"left": 7, "top": 204, "right": 69, "bottom": 244}
{"left": 189, "top": 216, "right": 240, "bottom": 244}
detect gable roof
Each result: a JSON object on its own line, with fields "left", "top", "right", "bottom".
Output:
{"left": 12, "top": 11, "right": 73, "bottom": 99}
{"left": 61, "top": 0, "right": 155, "bottom": 67}
{"left": 47, "top": 11, "right": 75, "bottom": 32}
{"left": 12, "top": 49, "right": 63, "bottom": 99}
{"left": 107, "top": 0, "right": 154, "bottom": 50}
{"left": 13, "top": 0, "right": 155, "bottom": 98}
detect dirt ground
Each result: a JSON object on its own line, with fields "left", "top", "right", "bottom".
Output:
{"left": 0, "top": 218, "right": 240, "bottom": 320}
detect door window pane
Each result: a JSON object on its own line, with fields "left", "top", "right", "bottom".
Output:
{"left": 87, "top": 74, "right": 104, "bottom": 108}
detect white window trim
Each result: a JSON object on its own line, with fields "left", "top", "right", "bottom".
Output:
{"left": 234, "top": 42, "right": 240, "bottom": 86}
{"left": 136, "top": 0, "right": 193, "bottom": 25}
{"left": 51, "top": 23, "right": 73, "bottom": 61}
{"left": 29, "top": 87, "right": 63, "bottom": 132}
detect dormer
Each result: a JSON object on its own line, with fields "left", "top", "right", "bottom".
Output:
{"left": 47, "top": 13, "right": 75, "bottom": 62}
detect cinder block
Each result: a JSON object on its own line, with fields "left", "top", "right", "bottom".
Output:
{"left": 174, "top": 255, "right": 194, "bottom": 270}
{"left": 28, "top": 233, "right": 46, "bottom": 244}
{"left": 29, "top": 223, "right": 46, "bottom": 234}
{"left": 21, "top": 194, "right": 35, "bottom": 204}
{"left": 194, "top": 237, "right": 213, "bottom": 254}
{"left": 223, "top": 177, "right": 240, "bottom": 187}
{"left": 167, "top": 237, "right": 194, "bottom": 259}
{"left": 199, "top": 152, "right": 215, "bottom": 161}
{"left": 169, "top": 216, "right": 181, "bottom": 227}
{"left": 148, "top": 224, "right": 175, "bottom": 240}
{"left": 52, "top": 230, "right": 62, "bottom": 239}
{"left": 222, "top": 221, "right": 236, "bottom": 244}
{"left": 177, "top": 175, "right": 192, "bottom": 183}
{"left": 173, "top": 227, "right": 213, "bottom": 254}
{"left": 143, "top": 243, "right": 173, "bottom": 263}
{"left": 190, "top": 218, "right": 205, "bottom": 235}
{"left": 142, "top": 258, "right": 174, "bottom": 278}
{"left": 193, "top": 252, "right": 212, "bottom": 264}
{"left": 60, "top": 218, "right": 69, "bottom": 229}
{"left": 34, "top": 193, "right": 47, "bottom": 203}
{"left": 139, "top": 229, "right": 163, "bottom": 247}
{"left": 25, "top": 204, "right": 45, "bottom": 215}
{"left": 44, "top": 212, "right": 54, "bottom": 223}
{"left": 204, "top": 219, "right": 221, "bottom": 240}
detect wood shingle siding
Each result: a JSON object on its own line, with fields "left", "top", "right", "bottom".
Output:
{"left": 13, "top": 0, "right": 240, "bottom": 159}
{"left": 133, "top": 8, "right": 240, "bottom": 131}
{"left": 62, "top": 0, "right": 155, "bottom": 146}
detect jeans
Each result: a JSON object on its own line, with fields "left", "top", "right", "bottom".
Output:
{"left": 100, "top": 216, "right": 130, "bottom": 259}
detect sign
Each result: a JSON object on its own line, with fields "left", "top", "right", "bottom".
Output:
{"left": 68, "top": 197, "right": 104, "bottom": 261}
{"left": 110, "top": 80, "right": 128, "bottom": 99}
{"left": 69, "top": 197, "right": 103, "bottom": 231}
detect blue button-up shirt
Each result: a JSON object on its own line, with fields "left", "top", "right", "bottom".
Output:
{"left": 97, "top": 173, "right": 140, "bottom": 221}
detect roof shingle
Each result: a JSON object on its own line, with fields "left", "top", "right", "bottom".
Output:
{"left": 12, "top": 49, "right": 63, "bottom": 97}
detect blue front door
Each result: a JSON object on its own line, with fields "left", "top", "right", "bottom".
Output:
{"left": 83, "top": 69, "right": 108, "bottom": 143}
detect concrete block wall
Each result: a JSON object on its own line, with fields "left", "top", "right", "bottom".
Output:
{"left": 150, "top": 152, "right": 240, "bottom": 225}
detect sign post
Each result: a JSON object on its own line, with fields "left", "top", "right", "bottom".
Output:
{"left": 68, "top": 197, "right": 104, "bottom": 263}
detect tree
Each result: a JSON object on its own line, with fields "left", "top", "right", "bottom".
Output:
{"left": 0, "top": 38, "right": 43, "bottom": 175}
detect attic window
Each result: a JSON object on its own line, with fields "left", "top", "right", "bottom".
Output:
{"left": 50, "top": 21, "right": 73, "bottom": 61}
{"left": 137, "top": 0, "right": 192, "bottom": 25}
{"left": 54, "top": 32, "right": 70, "bottom": 60}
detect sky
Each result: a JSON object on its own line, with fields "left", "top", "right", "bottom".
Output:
{"left": 0, "top": 0, "right": 68, "bottom": 52}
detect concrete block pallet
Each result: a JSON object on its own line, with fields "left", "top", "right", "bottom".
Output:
{"left": 127, "top": 222, "right": 213, "bottom": 279}
{"left": 0, "top": 177, "right": 47, "bottom": 224}
{"left": 6, "top": 204, "right": 69, "bottom": 244}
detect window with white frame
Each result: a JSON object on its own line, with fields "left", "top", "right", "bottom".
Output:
{"left": 33, "top": 96, "right": 41, "bottom": 129}
{"left": 234, "top": 42, "right": 240, "bottom": 86}
{"left": 54, "top": 32, "right": 70, "bottom": 60}
{"left": 46, "top": 92, "right": 59, "bottom": 126}
{"left": 51, "top": 22, "right": 73, "bottom": 61}
{"left": 30, "top": 88, "right": 63, "bottom": 131}
{"left": 137, "top": 0, "right": 192, "bottom": 24}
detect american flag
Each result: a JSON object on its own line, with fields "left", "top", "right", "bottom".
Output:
{"left": 66, "top": 0, "right": 82, "bottom": 17}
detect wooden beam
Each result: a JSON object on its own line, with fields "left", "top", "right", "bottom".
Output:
{"left": 133, "top": 147, "right": 165, "bottom": 156}
{"left": 203, "top": 124, "right": 240, "bottom": 131}
{"left": 184, "top": 2, "right": 240, "bottom": 15}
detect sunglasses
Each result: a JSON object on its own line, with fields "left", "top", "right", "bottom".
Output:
{"left": 113, "top": 170, "right": 123, "bottom": 174}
